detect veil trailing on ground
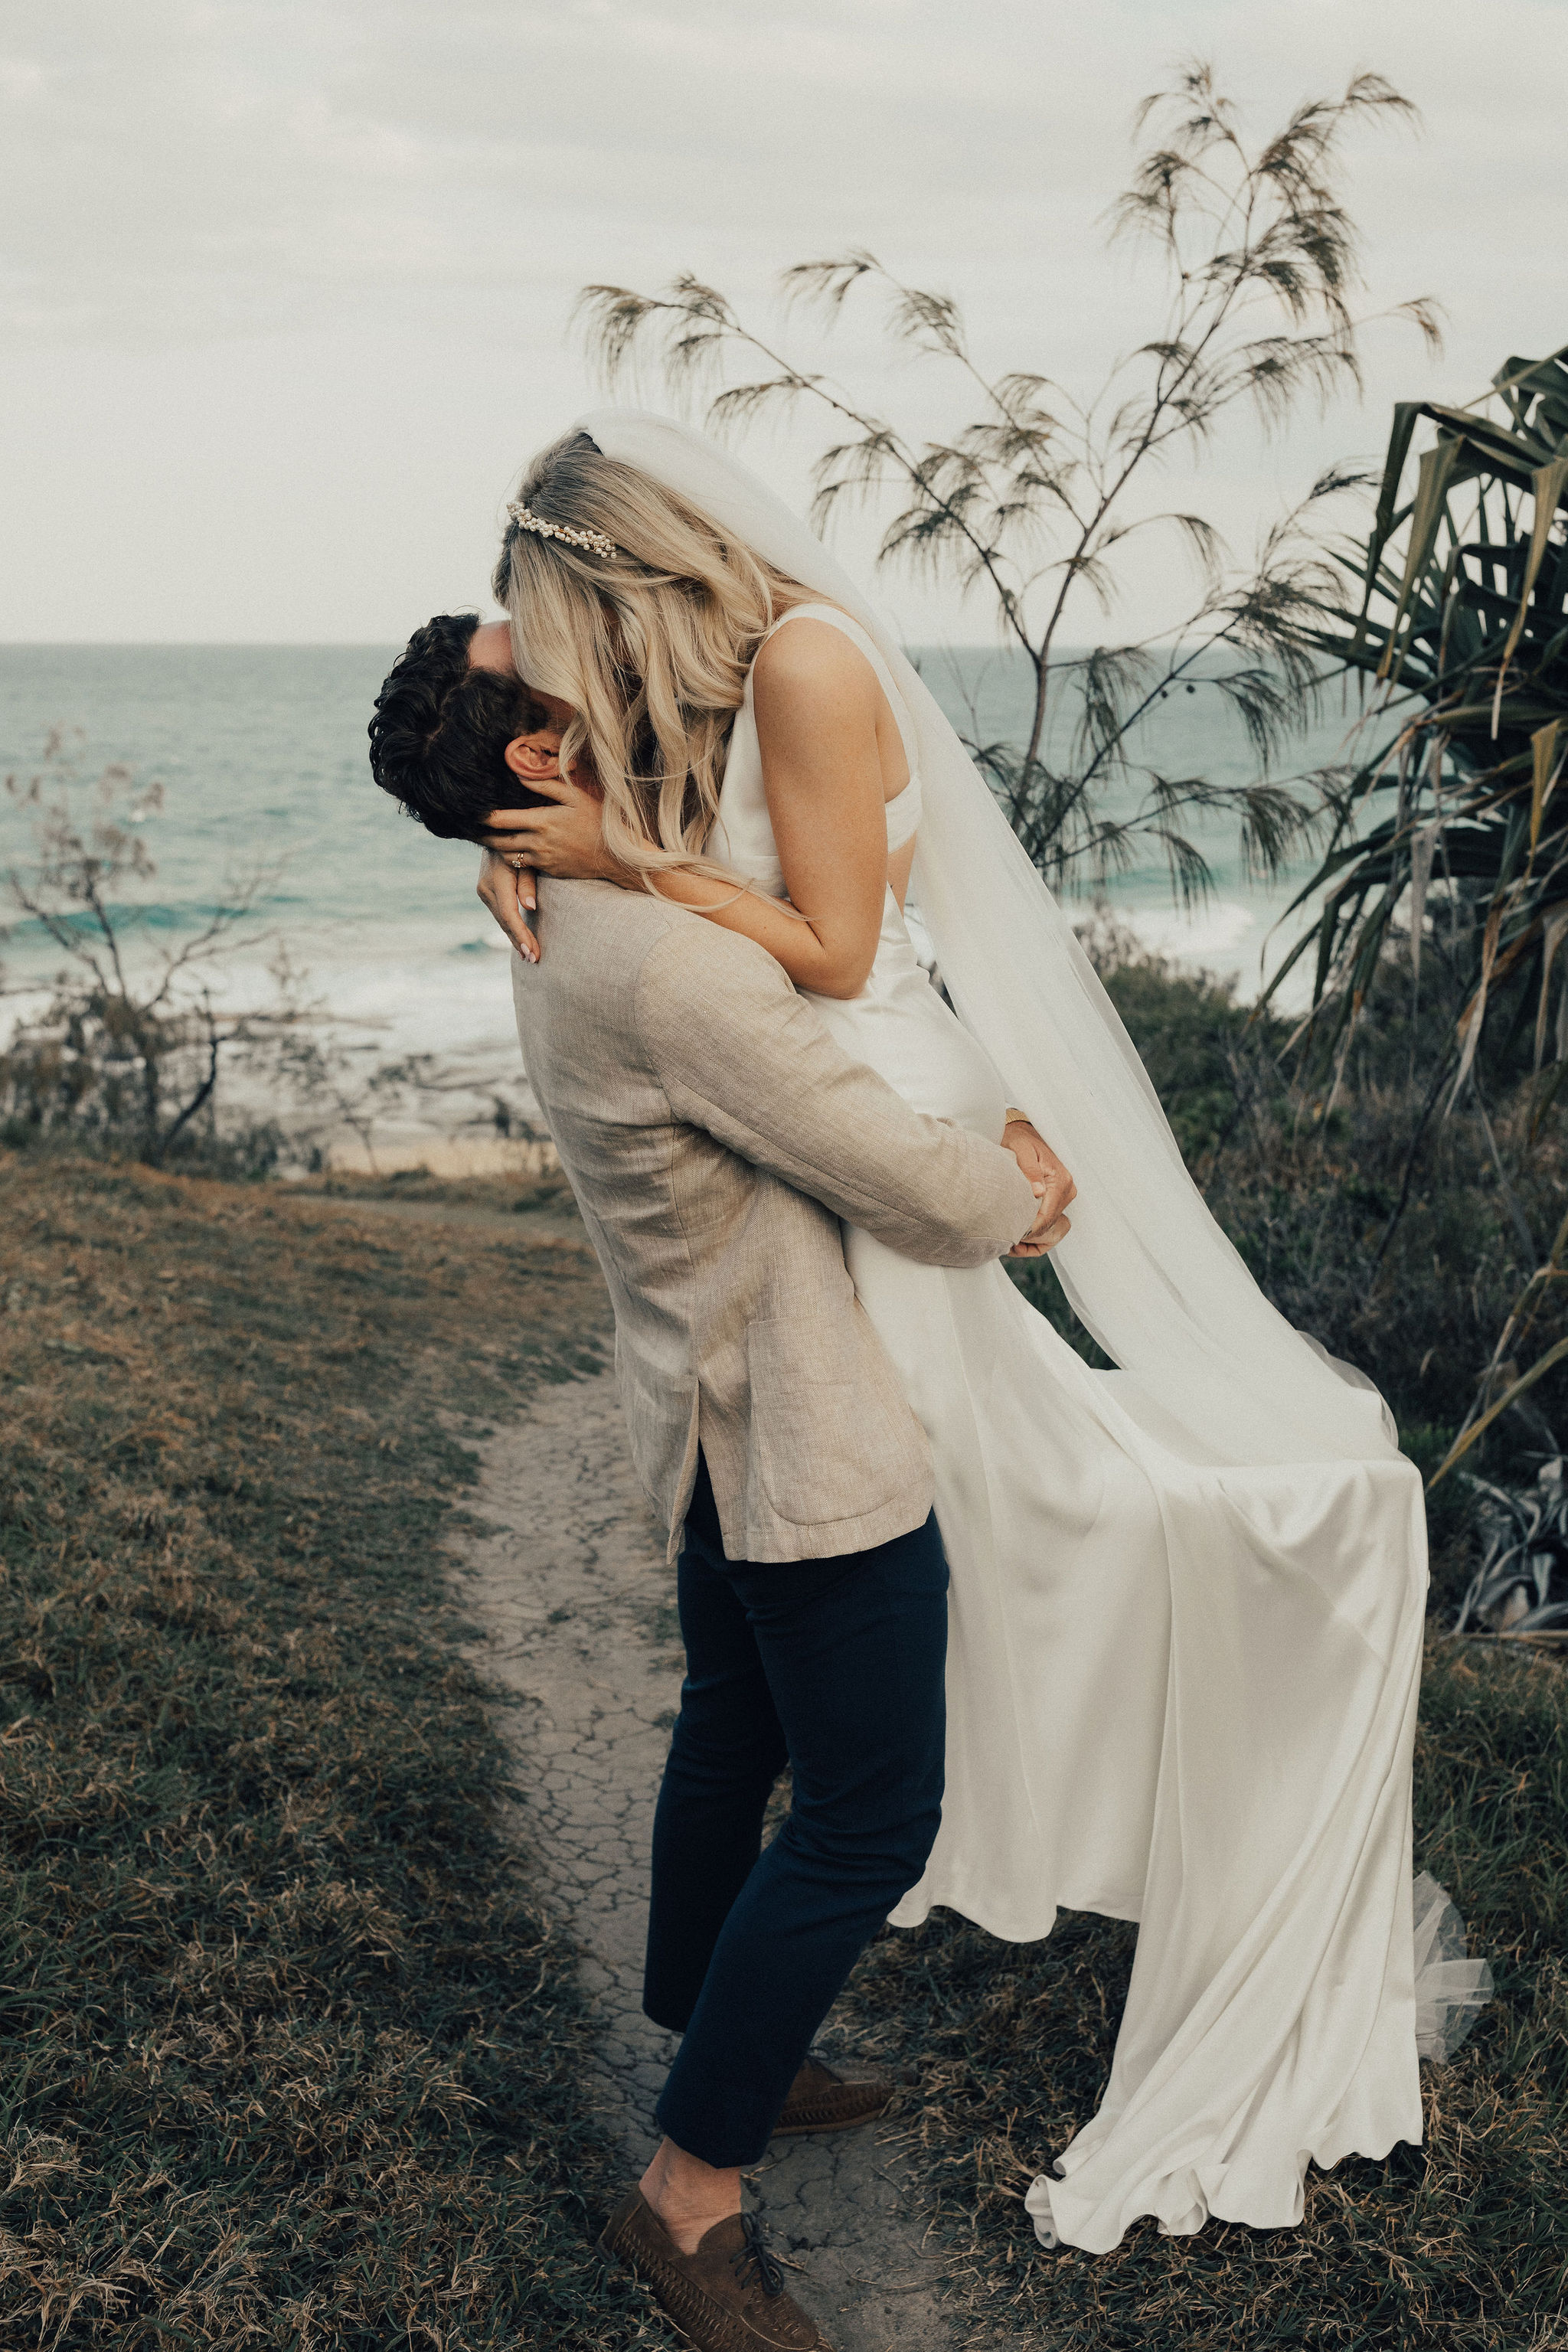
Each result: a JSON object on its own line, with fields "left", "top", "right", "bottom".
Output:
{"left": 581, "top": 407, "right": 1394, "bottom": 1474}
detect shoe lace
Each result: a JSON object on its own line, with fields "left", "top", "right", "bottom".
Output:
{"left": 731, "top": 2212, "right": 786, "bottom": 2298}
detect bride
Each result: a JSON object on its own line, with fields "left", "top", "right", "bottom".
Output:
{"left": 471, "top": 411, "right": 1486, "bottom": 2255}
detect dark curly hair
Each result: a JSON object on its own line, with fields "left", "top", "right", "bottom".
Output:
{"left": 368, "top": 612, "right": 551, "bottom": 839}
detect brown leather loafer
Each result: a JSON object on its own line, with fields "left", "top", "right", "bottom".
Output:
{"left": 772, "top": 2053, "right": 893, "bottom": 2138}
{"left": 599, "top": 2188, "right": 831, "bottom": 2350}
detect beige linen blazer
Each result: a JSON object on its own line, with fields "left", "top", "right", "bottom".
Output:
{"left": 512, "top": 879, "right": 1038, "bottom": 1565}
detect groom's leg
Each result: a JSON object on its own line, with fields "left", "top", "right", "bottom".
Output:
{"left": 643, "top": 1456, "right": 790, "bottom": 2034}
{"left": 652, "top": 1493, "right": 949, "bottom": 2171}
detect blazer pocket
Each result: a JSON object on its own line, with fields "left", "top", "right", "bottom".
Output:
{"left": 746, "top": 1308, "right": 924, "bottom": 1528}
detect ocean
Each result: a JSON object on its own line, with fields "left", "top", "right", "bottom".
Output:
{"left": 0, "top": 643, "right": 1349, "bottom": 1153}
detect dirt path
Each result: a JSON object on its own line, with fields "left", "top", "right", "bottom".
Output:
{"left": 452, "top": 1370, "right": 959, "bottom": 2352}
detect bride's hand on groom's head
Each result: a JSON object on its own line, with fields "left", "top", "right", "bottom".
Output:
{"left": 474, "top": 769, "right": 630, "bottom": 960}
{"left": 476, "top": 769, "right": 620, "bottom": 887}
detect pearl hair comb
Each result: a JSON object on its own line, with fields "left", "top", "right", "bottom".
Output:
{"left": 505, "top": 501, "right": 618, "bottom": 560}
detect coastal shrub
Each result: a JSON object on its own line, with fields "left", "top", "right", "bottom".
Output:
{"left": 1, "top": 751, "right": 290, "bottom": 1171}
{"left": 1010, "top": 939, "right": 1567, "bottom": 1583}
{"left": 2, "top": 750, "right": 538, "bottom": 1178}
{"left": 1295, "top": 345, "right": 1568, "bottom": 1130}
{"left": 0, "top": 991, "right": 291, "bottom": 1177}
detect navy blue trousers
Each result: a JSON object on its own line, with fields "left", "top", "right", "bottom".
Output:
{"left": 645, "top": 1453, "right": 949, "bottom": 2169}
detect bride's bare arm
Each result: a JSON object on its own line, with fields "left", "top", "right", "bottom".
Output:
{"left": 736, "top": 619, "right": 894, "bottom": 997}
{"left": 477, "top": 622, "right": 896, "bottom": 999}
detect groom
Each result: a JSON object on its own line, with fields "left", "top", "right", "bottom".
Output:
{"left": 370, "top": 618, "right": 1064, "bottom": 2352}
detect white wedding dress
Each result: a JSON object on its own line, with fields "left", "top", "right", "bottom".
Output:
{"left": 555, "top": 408, "right": 1490, "bottom": 2256}
{"left": 707, "top": 600, "right": 1488, "bottom": 2255}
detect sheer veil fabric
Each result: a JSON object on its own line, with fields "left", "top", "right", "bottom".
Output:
{"left": 579, "top": 407, "right": 1390, "bottom": 1462}
{"left": 575, "top": 410, "right": 1491, "bottom": 2252}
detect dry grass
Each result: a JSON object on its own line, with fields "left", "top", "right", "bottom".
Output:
{"left": 284, "top": 1166, "right": 582, "bottom": 1218}
{"left": 0, "top": 1151, "right": 675, "bottom": 2350}
{"left": 4, "top": 1030, "right": 1564, "bottom": 2350}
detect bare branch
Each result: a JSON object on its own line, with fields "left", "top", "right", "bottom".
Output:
{"left": 569, "top": 62, "right": 1435, "bottom": 910}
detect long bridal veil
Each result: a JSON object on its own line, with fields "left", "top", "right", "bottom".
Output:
{"left": 573, "top": 407, "right": 1491, "bottom": 2249}
{"left": 579, "top": 405, "right": 1389, "bottom": 1470}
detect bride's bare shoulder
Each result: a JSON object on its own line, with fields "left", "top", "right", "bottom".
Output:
{"left": 752, "top": 612, "right": 877, "bottom": 711}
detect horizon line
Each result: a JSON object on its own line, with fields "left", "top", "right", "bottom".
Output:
{"left": 0, "top": 638, "right": 1162, "bottom": 662}
{"left": 0, "top": 636, "right": 1033, "bottom": 650}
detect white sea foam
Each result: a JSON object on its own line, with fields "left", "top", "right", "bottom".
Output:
{"left": 1116, "top": 894, "right": 1317, "bottom": 1011}
{"left": 2, "top": 643, "right": 1334, "bottom": 1152}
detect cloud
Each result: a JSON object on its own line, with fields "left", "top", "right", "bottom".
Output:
{"left": 0, "top": 0, "right": 1563, "bottom": 639}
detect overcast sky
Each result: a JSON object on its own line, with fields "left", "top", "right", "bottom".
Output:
{"left": 2, "top": 0, "right": 1564, "bottom": 645}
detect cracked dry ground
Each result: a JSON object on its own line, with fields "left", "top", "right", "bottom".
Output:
{"left": 455, "top": 1366, "right": 965, "bottom": 2352}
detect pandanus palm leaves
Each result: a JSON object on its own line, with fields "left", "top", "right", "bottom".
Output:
{"left": 1282, "top": 348, "right": 1568, "bottom": 1479}
{"left": 1279, "top": 345, "right": 1568, "bottom": 1099}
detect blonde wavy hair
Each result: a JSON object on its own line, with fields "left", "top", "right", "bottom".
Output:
{"left": 490, "top": 430, "right": 812, "bottom": 885}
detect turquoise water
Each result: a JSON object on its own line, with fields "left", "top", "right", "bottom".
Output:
{"left": 0, "top": 644, "right": 1347, "bottom": 1100}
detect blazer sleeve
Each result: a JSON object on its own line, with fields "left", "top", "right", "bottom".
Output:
{"left": 633, "top": 919, "right": 1039, "bottom": 1268}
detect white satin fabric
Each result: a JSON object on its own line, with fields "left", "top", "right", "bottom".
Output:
{"left": 572, "top": 414, "right": 1490, "bottom": 2253}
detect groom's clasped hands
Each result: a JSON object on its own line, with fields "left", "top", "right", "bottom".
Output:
{"left": 1004, "top": 1115, "right": 1075, "bottom": 1257}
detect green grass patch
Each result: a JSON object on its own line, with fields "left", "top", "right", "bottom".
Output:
{"left": 0, "top": 1154, "right": 673, "bottom": 2349}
